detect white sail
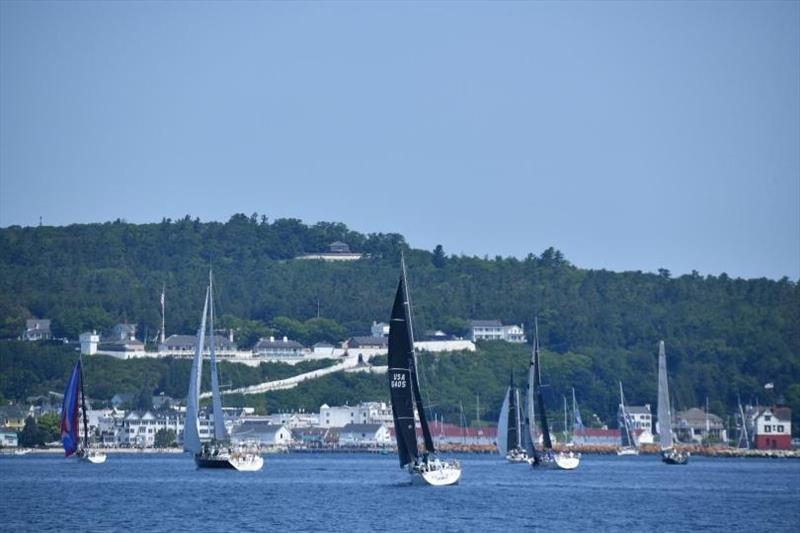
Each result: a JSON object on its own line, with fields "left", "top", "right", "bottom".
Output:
{"left": 183, "top": 287, "right": 209, "bottom": 454}
{"left": 656, "top": 340, "right": 673, "bottom": 450}
{"left": 208, "top": 272, "right": 227, "bottom": 441}
{"left": 496, "top": 387, "right": 511, "bottom": 456}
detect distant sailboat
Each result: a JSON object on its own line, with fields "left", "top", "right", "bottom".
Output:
{"left": 617, "top": 382, "right": 639, "bottom": 456}
{"left": 183, "top": 271, "right": 263, "bottom": 472}
{"left": 528, "top": 319, "right": 580, "bottom": 470}
{"left": 61, "top": 358, "right": 106, "bottom": 464}
{"left": 497, "top": 372, "right": 528, "bottom": 463}
{"left": 656, "top": 341, "right": 689, "bottom": 465}
{"left": 387, "top": 256, "right": 462, "bottom": 486}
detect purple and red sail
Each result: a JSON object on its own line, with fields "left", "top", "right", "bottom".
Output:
{"left": 60, "top": 361, "right": 82, "bottom": 457}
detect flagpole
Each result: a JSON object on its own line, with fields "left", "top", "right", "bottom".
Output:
{"left": 160, "top": 285, "right": 166, "bottom": 345}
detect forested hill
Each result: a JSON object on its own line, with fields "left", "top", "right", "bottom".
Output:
{"left": 0, "top": 215, "right": 798, "bottom": 423}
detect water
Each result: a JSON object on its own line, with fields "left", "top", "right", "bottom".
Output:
{"left": 2, "top": 453, "right": 799, "bottom": 532}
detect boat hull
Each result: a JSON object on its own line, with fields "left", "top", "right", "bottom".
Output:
{"left": 554, "top": 452, "right": 581, "bottom": 470}
{"left": 195, "top": 455, "right": 236, "bottom": 469}
{"left": 77, "top": 449, "right": 107, "bottom": 464}
{"left": 409, "top": 460, "right": 462, "bottom": 486}
{"left": 230, "top": 454, "right": 264, "bottom": 472}
{"left": 617, "top": 447, "right": 640, "bottom": 456}
{"left": 661, "top": 449, "right": 690, "bottom": 465}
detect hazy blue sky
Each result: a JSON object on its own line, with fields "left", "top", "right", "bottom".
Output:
{"left": 1, "top": 1, "right": 798, "bottom": 280}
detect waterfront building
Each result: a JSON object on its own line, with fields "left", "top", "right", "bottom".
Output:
{"left": 338, "top": 423, "right": 391, "bottom": 447}
{"left": 753, "top": 406, "right": 792, "bottom": 450}
{"left": 0, "top": 405, "right": 28, "bottom": 431}
{"left": 230, "top": 421, "right": 292, "bottom": 448}
{"left": 0, "top": 427, "right": 19, "bottom": 447}
{"left": 675, "top": 407, "right": 728, "bottom": 444}
{"left": 319, "top": 402, "right": 393, "bottom": 428}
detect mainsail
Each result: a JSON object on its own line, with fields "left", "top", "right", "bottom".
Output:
{"left": 533, "top": 322, "right": 553, "bottom": 450}
{"left": 388, "top": 274, "right": 419, "bottom": 468}
{"left": 496, "top": 387, "right": 510, "bottom": 455}
{"left": 183, "top": 287, "right": 209, "bottom": 454}
{"left": 60, "top": 361, "right": 82, "bottom": 457}
{"left": 656, "top": 340, "right": 673, "bottom": 450}
{"left": 619, "top": 382, "right": 637, "bottom": 448}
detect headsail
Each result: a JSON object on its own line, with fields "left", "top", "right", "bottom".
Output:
{"left": 60, "top": 361, "right": 82, "bottom": 457}
{"left": 656, "top": 340, "right": 673, "bottom": 450}
{"left": 496, "top": 387, "right": 511, "bottom": 456}
{"left": 388, "top": 275, "right": 418, "bottom": 468}
{"left": 183, "top": 287, "right": 209, "bottom": 454}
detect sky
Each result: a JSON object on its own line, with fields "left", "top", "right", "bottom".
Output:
{"left": 1, "top": 1, "right": 798, "bottom": 280}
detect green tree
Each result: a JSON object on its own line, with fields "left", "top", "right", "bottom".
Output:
{"left": 432, "top": 245, "right": 446, "bottom": 269}
{"left": 37, "top": 412, "right": 61, "bottom": 443}
{"left": 154, "top": 428, "right": 177, "bottom": 448}
{"left": 18, "top": 416, "right": 43, "bottom": 447}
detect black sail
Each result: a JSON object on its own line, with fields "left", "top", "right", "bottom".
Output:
{"left": 388, "top": 277, "right": 418, "bottom": 468}
{"left": 507, "top": 374, "right": 520, "bottom": 450}
{"left": 533, "top": 328, "right": 553, "bottom": 450}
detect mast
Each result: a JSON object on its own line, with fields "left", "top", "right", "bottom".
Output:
{"left": 79, "top": 357, "right": 89, "bottom": 450}
{"left": 563, "top": 395, "right": 568, "bottom": 445}
{"left": 737, "top": 395, "right": 750, "bottom": 449}
{"left": 533, "top": 318, "right": 552, "bottom": 450}
{"left": 208, "top": 270, "right": 226, "bottom": 441}
{"left": 572, "top": 387, "right": 583, "bottom": 440}
{"left": 160, "top": 285, "right": 166, "bottom": 345}
{"left": 401, "top": 255, "right": 435, "bottom": 454}
{"left": 507, "top": 372, "right": 520, "bottom": 450}
{"left": 657, "top": 340, "right": 673, "bottom": 450}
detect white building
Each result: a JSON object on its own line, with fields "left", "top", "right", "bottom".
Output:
{"left": 468, "top": 320, "right": 526, "bottom": 343}
{"left": 253, "top": 337, "right": 306, "bottom": 358}
{"left": 119, "top": 411, "right": 184, "bottom": 448}
{"left": 371, "top": 321, "right": 390, "bottom": 337}
{"left": 338, "top": 423, "right": 391, "bottom": 446}
{"left": 319, "top": 402, "right": 394, "bottom": 428}
{"left": 618, "top": 404, "right": 655, "bottom": 445}
{"left": 230, "top": 421, "right": 293, "bottom": 448}
{"left": 80, "top": 331, "right": 100, "bottom": 355}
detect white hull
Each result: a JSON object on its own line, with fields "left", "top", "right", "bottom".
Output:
{"left": 230, "top": 454, "right": 264, "bottom": 472}
{"left": 410, "top": 460, "right": 462, "bottom": 486}
{"left": 77, "top": 449, "right": 107, "bottom": 464}
{"left": 617, "top": 447, "right": 640, "bottom": 456}
{"left": 532, "top": 451, "right": 581, "bottom": 470}
{"left": 554, "top": 452, "right": 580, "bottom": 470}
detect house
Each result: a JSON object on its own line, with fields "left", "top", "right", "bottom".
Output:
{"left": 0, "top": 405, "right": 28, "bottom": 431}
{"left": 753, "top": 406, "right": 792, "bottom": 450}
{"left": 675, "top": 407, "right": 728, "bottom": 444}
{"left": 159, "top": 334, "right": 238, "bottom": 357}
{"left": 371, "top": 321, "right": 390, "bottom": 337}
{"left": 230, "top": 421, "right": 292, "bottom": 448}
{"left": 347, "top": 336, "right": 389, "bottom": 358}
{"left": 425, "top": 422, "right": 497, "bottom": 446}
{"left": 319, "top": 402, "right": 394, "bottom": 428}
{"left": 468, "top": 320, "right": 527, "bottom": 343}
{"left": 617, "top": 404, "right": 655, "bottom": 445}
{"left": 0, "top": 427, "right": 19, "bottom": 448}
{"left": 23, "top": 319, "right": 52, "bottom": 341}
{"left": 295, "top": 241, "right": 363, "bottom": 262}
{"left": 253, "top": 337, "right": 306, "bottom": 358}
{"left": 119, "top": 411, "right": 184, "bottom": 448}
{"left": 338, "top": 423, "right": 391, "bottom": 447}
{"left": 291, "top": 427, "right": 332, "bottom": 448}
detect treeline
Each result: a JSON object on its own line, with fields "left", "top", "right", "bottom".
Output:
{"left": 0, "top": 215, "right": 798, "bottom": 430}
{"left": 1, "top": 341, "right": 799, "bottom": 436}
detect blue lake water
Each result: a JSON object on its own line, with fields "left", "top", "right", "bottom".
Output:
{"left": 2, "top": 452, "right": 799, "bottom": 532}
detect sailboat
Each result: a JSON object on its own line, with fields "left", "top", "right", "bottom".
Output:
{"left": 617, "top": 382, "right": 639, "bottom": 456}
{"left": 183, "top": 272, "right": 263, "bottom": 472}
{"left": 528, "top": 319, "right": 580, "bottom": 470}
{"left": 387, "top": 257, "right": 462, "bottom": 486}
{"left": 61, "top": 358, "right": 106, "bottom": 464}
{"left": 656, "top": 340, "right": 689, "bottom": 465}
{"left": 497, "top": 372, "right": 528, "bottom": 463}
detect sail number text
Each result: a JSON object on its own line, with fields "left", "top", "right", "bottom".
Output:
{"left": 391, "top": 373, "right": 407, "bottom": 389}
